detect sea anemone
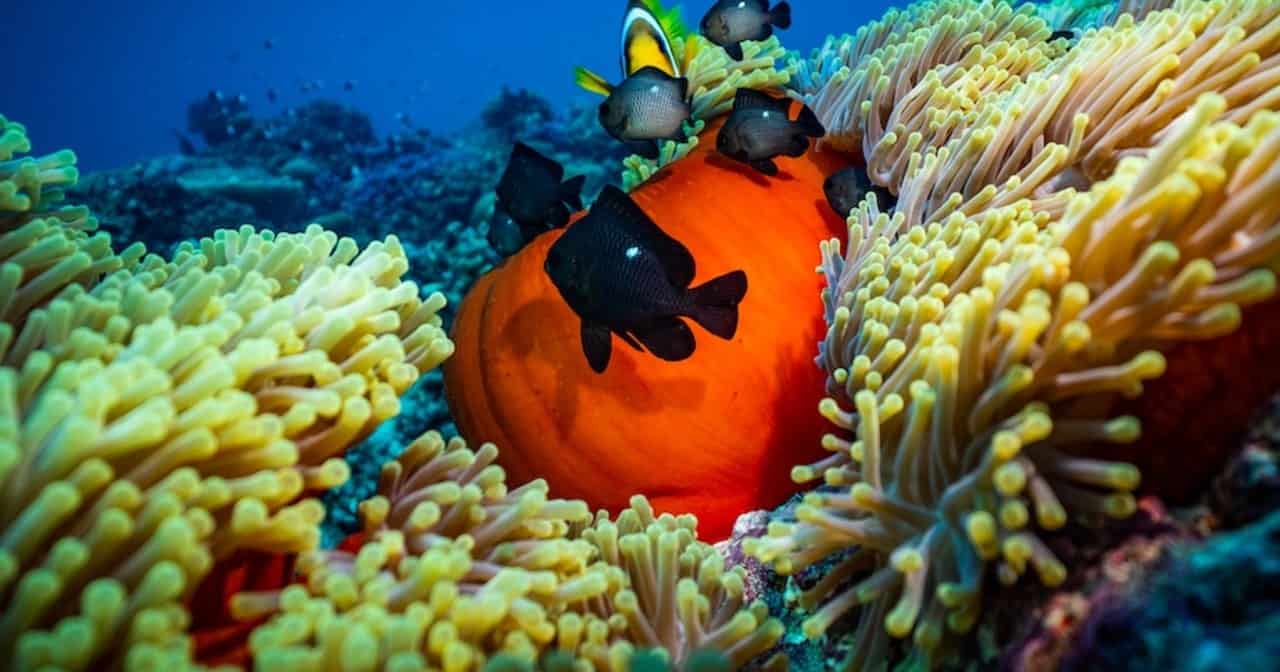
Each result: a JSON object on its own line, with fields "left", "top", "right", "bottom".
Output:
{"left": 740, "top": 0, "right": 1280, "bottom": 666}
{"left": 445, "top": 112, "right": 847, "bottom": 542}
{"left": 1, "top": 126, "right": 452, "bottom": 669}
{"left": 237, "top": 432, "right": 781, "bottom": 671}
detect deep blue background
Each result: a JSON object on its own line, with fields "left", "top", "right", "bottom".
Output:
{"left": 8, "top": 0, "right": 888, "bottom": 171}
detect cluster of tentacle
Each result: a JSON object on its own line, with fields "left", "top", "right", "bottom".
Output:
{"left": 747, "top": 0, "right": 1280, "bottom": 669}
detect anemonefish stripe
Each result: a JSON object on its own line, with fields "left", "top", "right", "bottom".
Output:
{"left": 621, "top": 4, "right": 679, "bottom": 77}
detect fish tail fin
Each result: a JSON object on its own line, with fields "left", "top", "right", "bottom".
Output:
{"left": 796, "top": 103, "right": 826, "bottom": 138}
{"left": 770, "top": 2, "right": 792, "bottom": 29}
{"left": 574, "top": 67, "right": 613, "bottom": 97}
{"left": 559, "top": 175, "right": 586, "bottom": 211}
{"left": 688, "top": 270, "right": 748, "bottom": 339}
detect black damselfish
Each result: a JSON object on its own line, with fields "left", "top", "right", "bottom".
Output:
{"left": 489, "top": 142, "right": 585, "bottom": 256}
{"left": 598, "top": 66, "right": 693, "bottom": 159}
{"left": 716, "top": 88, "right": 824, "bottom": 176}
{"left": 700, "top": 0, "right": 792, "bottom": 60}
{"left": 544, "top": 185, "right": 748, "bottom": 373}
{"left": 824, "top": 165, "right": 898, "bottom": 217}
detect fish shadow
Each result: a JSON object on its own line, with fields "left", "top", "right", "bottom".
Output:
{"left": 500, "top": 298, "right": 709, "bottom": 435}
{"left": 814, "top": 198, "right": 848, "bottom": 234}
{"left": 702, "top": 152, "right": 797, "bottom": 187}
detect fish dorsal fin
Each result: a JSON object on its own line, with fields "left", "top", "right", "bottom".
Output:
{"left": 595, "top": 185, "right": 696, "bottom": 288}
{"left": 622, "top": 0, "right": 681, "bottom": 77}
{"left": 511, "top": 142, "right": 563, "bottom": 181}
{"left": 733, "top": 87, "right": 789, "bottom": 113}
{"left": 640, "top": 0, "right": 689, "bottom": 42}
{"left": 574, "top": 66, "right": 614, "bottom": 97}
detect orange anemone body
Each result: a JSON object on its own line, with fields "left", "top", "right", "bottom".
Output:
{"left": 446, "top": 122, "right": 850, "bottom": 539}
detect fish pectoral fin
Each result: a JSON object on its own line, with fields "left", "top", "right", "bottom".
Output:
{"left": 786, "top": 132, "right": 811, "bottom": 157}
{"left": 724, "top": 42, "right": 744, "bottom": 60}
{"left": 617, "top": 330, "right": 645, "bottom": 352}
{"left": 581, "top": 320, "right": 613, "bottom": 373}
{"left": 594, "top": 186, "right": 697, "bottom": 288}
{"left": 750, "top": 158, "right": 779, "bottom": 176}
{"left": 632, "top": 317, "right": 696, "bottom": 362}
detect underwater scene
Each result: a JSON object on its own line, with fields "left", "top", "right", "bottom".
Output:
{"left": 3, "top": 0, "right": 1280, "bottom": 670}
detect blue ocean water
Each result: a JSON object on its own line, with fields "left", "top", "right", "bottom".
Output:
{"left": 9, "top": 0, "right": 889, "bottom": 170}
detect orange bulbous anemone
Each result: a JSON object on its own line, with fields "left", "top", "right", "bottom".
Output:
{"left": 446, "top": 116, "right": 849, "bottom": 540}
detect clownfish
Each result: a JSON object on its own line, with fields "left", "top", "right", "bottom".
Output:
{"left": 575, "top": 1, "right": 694, "bottom": 158}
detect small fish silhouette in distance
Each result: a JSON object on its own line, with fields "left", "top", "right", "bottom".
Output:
{"left": 489, "top": 142, "right": 585, "bottom": 257}
{"left": 716, "top": 88, "right": 824, "bottom": 176}
{"left": 172, "top": 130, "right": 198, "bottom": 156}
{"left": 824, "top": 165, "right": 898, "bottom": 217}
{"left": 700, "top": 0, "right": 792, "bottom": 60}
{"left": 544, "top": 185, "right": 748, "bottom": 373}
{"left": 575, "top": 0, "right": 692, "bottom": 158}
{"left": 1050, "top": 29, "right": 1076, "bottom": 41}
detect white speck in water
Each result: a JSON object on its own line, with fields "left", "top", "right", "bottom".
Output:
{"left": 762, "top": 111, "right": 771, "bottom": 119}
{"left": 625, "top": 246, "right": 641, "bottom": 259}
{"left": 737, "top": 1, "right": 747, "bottom": 7}
{"left": 650, "top": 85, "right": 660, "bottom": 94}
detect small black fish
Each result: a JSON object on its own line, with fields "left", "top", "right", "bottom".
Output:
{"left": 344, "top": 80, "right": 356, "bottom": 92}
{"left": 545, "top": 186, "right": 747, "bottom": 373}
{"left": 824, "top": 166, "right": 897, "bottom": 217}
{"left": 597, "top": 66, "right": 692, "bottom": 159}
{"left": 263, "top": 38, "right": 275, "bottom": 50}
{"left": 173, "top": 130, "right": 198, "bottom": 156}
{"left": 489, "top": 143, "right": 586, "bottom": 256}
{"left": 716, "top": 88, "right": 824, "bottom": 176}
{"left": 1050, "top": 29, "right": 1076, "bottom": 42}
{"left": 700, "top": 0, "right": 791, "bottom": 60}
{"left": 266, "top": 87, "right": 279, "bottom": 103}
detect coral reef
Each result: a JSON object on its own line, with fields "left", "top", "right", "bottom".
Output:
{"left": 1058, "top": 507, "right": 1280, "bottom": 672}
{"left": 993, "top": 396, "right": 1280, "bottom": 672}
{"left": 77, "top": 93, "right": 622, "bottom": 258}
